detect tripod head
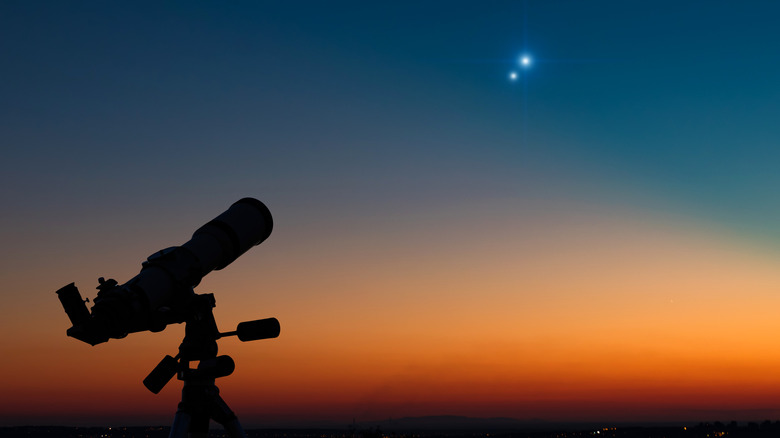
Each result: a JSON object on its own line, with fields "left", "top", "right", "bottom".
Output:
{"left": 143, "top": 292, "right": 280, "bottom": 394}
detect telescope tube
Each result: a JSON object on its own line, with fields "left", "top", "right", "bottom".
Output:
{"left": 57, "top": 198, "right": 273, "bottom": 345}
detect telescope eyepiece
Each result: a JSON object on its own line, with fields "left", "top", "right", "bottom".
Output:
{"left": 56, "top": 283, "right": 90, "bottom": 327}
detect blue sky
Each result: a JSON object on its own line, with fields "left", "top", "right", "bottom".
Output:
{"left": 3, "top": 1, "right": 780, "bottom": 242}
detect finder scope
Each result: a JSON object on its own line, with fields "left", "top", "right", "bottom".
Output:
{"left": 56, "top": 197, "right": 273, "bottom": 345}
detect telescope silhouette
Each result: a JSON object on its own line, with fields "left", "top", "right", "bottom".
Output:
{"left": 56, "top": 197, "right": 280, "bottom": 438}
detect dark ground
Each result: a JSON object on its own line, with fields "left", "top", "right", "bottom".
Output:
{"left": 2, "top": 422, "right": 780, "bottom": 438}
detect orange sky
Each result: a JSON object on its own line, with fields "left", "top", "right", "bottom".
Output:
{"left": 4, "top": 197, "right": 780, "bottom": 426}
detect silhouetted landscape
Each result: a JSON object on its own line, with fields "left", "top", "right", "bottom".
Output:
{"left": 5, "top": 418, "right": 780, "bottom": 438}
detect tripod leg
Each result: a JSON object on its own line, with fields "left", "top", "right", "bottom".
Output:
{"left": 188, "top": 414, "right": 210, "bottom": 438}
{"left": 170, "top": 393, "right": 210, "bottom": 438}
{"left": 210, "top": 394, "right": 247, "bottom": 438}
{"left": 223, "top": 417, "right": 247, "bottom": 438}
{"left": 169, "top": 410, "right": 192, "bottom": 438}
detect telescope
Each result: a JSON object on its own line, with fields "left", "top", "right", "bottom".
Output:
{"left": 56, "top": 197, "right": 274, "bottom": 345}
{"left": 55, "top": 198, "right": 280, "bottom": 438}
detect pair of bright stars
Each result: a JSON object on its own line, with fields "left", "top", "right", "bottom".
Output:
{"left": 509, "top": 54, "right": 532, "bottom": 81}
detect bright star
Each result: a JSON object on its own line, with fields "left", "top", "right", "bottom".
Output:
{"left": 509, "top": 71, "right": 518, "bottom": 81}
{"left": 520, "top": 55, "right": 532, "bottom": 68}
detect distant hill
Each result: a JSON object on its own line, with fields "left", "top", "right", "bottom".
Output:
{"left": 356, "top": 415, "right": 551, "bottom": 431}
{"left": 353, "top": 415, "right": 691, "bottom": 432}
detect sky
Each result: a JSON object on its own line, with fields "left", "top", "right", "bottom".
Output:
{"left": 3, "top": 0, "right": 780, "bottom": 428}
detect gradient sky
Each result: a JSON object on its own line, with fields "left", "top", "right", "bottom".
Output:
{"left": 3, "top": 0, "right": 780, "bottom": 428}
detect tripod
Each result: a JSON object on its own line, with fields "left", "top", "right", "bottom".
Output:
{"left": 144, "top": 293, "right": 280, "bottom": 438}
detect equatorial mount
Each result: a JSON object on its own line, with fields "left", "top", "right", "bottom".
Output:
{"left": 143, "top": 292, "right": 280, "bottom": 438}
